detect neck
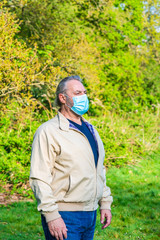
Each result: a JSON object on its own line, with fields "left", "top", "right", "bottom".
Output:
{"left": 60, "top": 106, "right": 82, "bottom": 125}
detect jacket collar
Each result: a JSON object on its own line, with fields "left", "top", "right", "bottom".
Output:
{"left": 58, "top": 111, "right": 88, "bottom": 131}
{"left": 58, "top": 111, "right": 70, "bottom": 131}
{"left": 57, "top": 111, "right": 99, "bottom": 154}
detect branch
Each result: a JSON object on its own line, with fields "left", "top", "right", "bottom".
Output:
{"left": 106, "top": 156, "right": 127, "bottom": 160}
{"left": 35, "top": 65, "right": 48, "bottom": 76}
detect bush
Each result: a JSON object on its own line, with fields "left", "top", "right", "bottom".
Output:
{"left": 0, "top": 104, "right": 159, "bottom": 196}
{"left": 0, "top": 102, "right": 50, "bottom": 196}
{"left": 86, "top": 108, "right": 160, "bottom": 166}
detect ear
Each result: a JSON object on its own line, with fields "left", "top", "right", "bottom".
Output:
{"left": 58, "top": 93, "right": 66, "bottom": 105}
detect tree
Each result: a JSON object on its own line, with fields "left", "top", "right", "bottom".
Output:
{"left": 0, "top": 2, "right": 62, "bottom": 118}
{"left": 3, "top": 0, "right": 160, "bottom": 113}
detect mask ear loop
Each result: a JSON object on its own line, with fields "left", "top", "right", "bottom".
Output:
{"left": 63, "top": 93, "right": 73, "bottom": 109}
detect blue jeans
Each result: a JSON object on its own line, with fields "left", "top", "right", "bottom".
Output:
{"left": 41, "top": 210, "right": 97, "bottom": 240}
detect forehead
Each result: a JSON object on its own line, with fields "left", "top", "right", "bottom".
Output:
{"left": 66, "top": 80, "right": 85, "bottom": 92}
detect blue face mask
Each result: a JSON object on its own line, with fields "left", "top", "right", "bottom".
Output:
{"left": 66, "top": 94, "right": 89, "bottom": 116}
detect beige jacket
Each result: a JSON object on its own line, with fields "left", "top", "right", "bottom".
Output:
{"left": 30, "top": 112, "right": 113, "bottom": 222}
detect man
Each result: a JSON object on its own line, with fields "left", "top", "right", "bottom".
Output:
{"left": 30, "top": 75, "right": 113, "bottom": 240}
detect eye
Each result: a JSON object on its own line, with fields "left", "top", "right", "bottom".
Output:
{"left": 75, "top": 91, "right": 81, "bottom": 95}
{"left": 74, "top": 90, "right": 87, "bottom": 95}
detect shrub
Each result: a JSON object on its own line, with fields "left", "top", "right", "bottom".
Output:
{"left": 0, "top": 105, "right": 159, "bottom": 196}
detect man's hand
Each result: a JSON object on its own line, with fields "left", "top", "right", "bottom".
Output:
{"left": 100, "top": 209, "right": 112, "bottom": 229}
{"left": 48, "top": 217, "right": 68, "bottom": 240}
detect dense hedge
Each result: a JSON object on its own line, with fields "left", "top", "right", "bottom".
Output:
{"left": 0, "top": 104, "right": 159, "bottom": 196}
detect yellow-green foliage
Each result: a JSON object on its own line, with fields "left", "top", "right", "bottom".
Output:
{"left": 0, "top": 3, "right": 61, "bottom": 118}
{"left": 0, "top": 107, "right": 159, "bottom": 196}
{"left": 0, "top": 0, "right": 160, "bottom": 196}
{"left": 86, "top": 109, "right": 160, "bottom": 166}
{"left": 1, "top": 0, "right": 160, "bottom": 113}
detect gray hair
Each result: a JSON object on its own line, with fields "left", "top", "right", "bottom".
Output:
{"left": 55, "top": 75, "right": 82, "bottom": 107}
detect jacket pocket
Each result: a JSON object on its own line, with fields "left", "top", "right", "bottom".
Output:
{"left": 66, "top": 175, "right": 71, "bottom": 194}
{"left": 64, "top": 173, "right": 95, "bottom": 202}
{"left": 52, "top": 174, "right": 70, "bottom": 200}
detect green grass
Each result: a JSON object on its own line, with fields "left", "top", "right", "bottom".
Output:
{"left": 0, "top": 152, "right": 159, "bottom": 240}
{"left": 94, "top": 151, "right": 160, "bottom": 240}
{"left": 0, "top": 201, "right": 44, "bottom": 240}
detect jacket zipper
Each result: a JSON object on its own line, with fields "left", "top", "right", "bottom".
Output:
{"left": 70, "top": 126, "right": 98, "bottom": 209}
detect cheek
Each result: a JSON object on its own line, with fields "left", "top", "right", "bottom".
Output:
{"left": 66, "top": 97, "right": 73, "bottom": 107}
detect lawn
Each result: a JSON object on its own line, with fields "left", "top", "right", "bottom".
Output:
{"left": 94, "top": 151, "right": 160, "bottom": 240}
{"left": 0, "top": 152, "right": 159, "bottom": 240}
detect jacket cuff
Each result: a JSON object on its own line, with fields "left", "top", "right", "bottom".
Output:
{"left": 100, "top": 201, "right": 112, "bottom": 210}
{"left": 43, "top": 209, "right": 61, "bottom": 223}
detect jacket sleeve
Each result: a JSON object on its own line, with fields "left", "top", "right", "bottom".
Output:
{"left": 94, "top": 125, "right": 113, "bottom": 209}
{"left": 93, "top": 127, "right": 113, "bottom": 210}
{"left": 99, "top": 165, "right": 113, "bottom": 210}
{"left": 29, "top": 127, "right": 61, "bottom": 222}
